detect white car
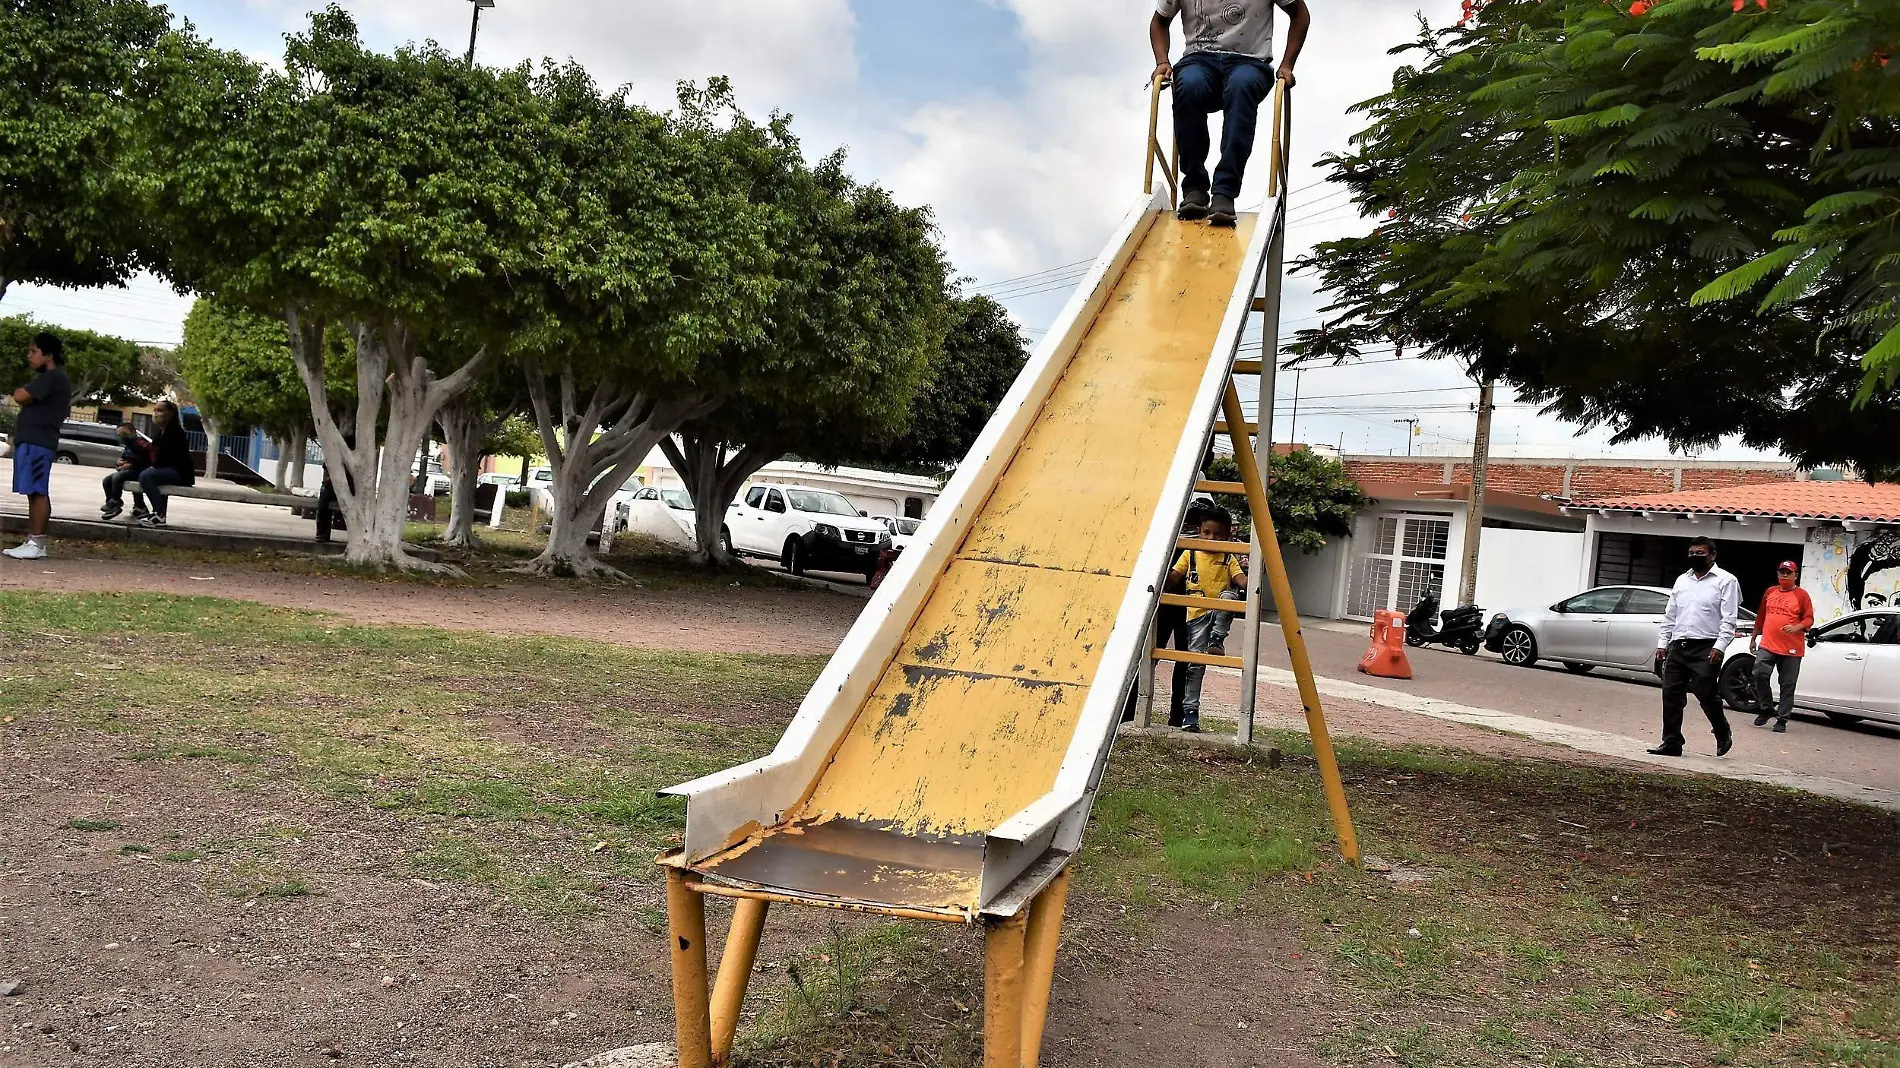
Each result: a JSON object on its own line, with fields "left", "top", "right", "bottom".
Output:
{"left": 874, "top": 514, "right": 922, "bottom": 551}
{"left": 526, "top": 466, "right": 556, "bottom": 510}
{"left": 478, "top": 472, "right": 521, "bottom": 488}
{"left": 619, "top": 486, "right": 696, "bottom": 549}
{"left": 1719, "top": 608, "right": 1900, "bottom": 726}
{"left": 724, "top": 484, "right": 890, "bottom": 582}
{"left": 1486, "top": 585, "right": 1754, "bottom": 676}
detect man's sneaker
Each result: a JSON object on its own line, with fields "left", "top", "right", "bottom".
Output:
{"left": 1208, "top": 193, "right": 1238, "bottom": 228}
{"left": 130, "top": 504, "right": 151, "bottom": 520}
{"left": 101, "top": 501, "right": 124, "bottom": 520}
{"left": 1753, "top": 713, "right": 1772, "bottom": 727}
{"left": 3, "top": 539, "right": 47, "bottom": 561}
{"left": 1645, "top": 744, "right": 1682, "bottom": 757}
{"left": 1177, "top": 189, "right": 1211, "bottom": 221}
{"left": 1772, "top": 720, "right": 1788, "bottom": 734}
{"left": 137, "top": 515, "right": 166, "bottom": 528}
{"left": 1716, "top": 735, "right": 1734, "bottom": 757}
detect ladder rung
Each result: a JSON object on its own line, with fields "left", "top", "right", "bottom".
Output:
{"left": 1152, "top": 648, "right": 1244, "bottom": 669}
{"left": 1250, "top": 297, "right": 1268, "bottom": 312}
{"left": 1176, "top": 537, "right": 1252, "bottom": 553}
{"left": 1159, "top": 593, "right": 1248, "bottom": 613}
{"left": 1195, "top": 480, "right": 1246, "bottom": 495}
{"left": 1214, "top": 421, "right": 1258, "bottom": 436}
{"left": 1232, "top": 359, "right": 1263, "bottom": 375}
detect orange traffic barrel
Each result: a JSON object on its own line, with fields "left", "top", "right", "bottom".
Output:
{"left": 1357, "top": 609, "right": 1413, "bottom": 679}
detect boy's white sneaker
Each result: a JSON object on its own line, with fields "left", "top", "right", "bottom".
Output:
{"left": 3, "top": 539, "right": 47, "bottom": 560}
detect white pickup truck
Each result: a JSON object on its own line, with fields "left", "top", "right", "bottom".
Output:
{"left": 724, "top": 484, "right": 891, "bottom": 583}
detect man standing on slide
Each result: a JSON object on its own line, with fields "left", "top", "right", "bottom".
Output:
{"left": 1150, "top": 0, "right": 1312, "bottom": 227}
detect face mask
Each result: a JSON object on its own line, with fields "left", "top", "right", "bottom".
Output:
{"left": 1689, "top": 555, "right": 1712, "bottom": 574}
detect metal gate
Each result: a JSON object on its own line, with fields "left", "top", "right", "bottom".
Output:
{"left": 1346, "top": 513, "right": 1450, "bottom": 619}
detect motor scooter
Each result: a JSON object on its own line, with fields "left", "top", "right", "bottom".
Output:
{"left": 1405, "top": 594, "right": 1486, "bottom": 655}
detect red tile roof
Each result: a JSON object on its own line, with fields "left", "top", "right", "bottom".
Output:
{"left": 1573, "top": 480, "right": 1900, "bottom": 524}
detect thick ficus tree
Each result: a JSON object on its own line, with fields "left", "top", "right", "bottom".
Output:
{"left": 435, "top": 370, "right": 525, "bottom": 548}
{"left": 153, "top": 10, "right": 549, "bottom": 569}
{"left": 1290, "top": 0, "right": 1900, "bottom": 477}
{"left": 0, "top": 315, "right": 149, "bottom": 404}
{"left": 0, "top": 0, "right": 171, "bottom": 303}
{"left": 512, "top": 76, "right": 789, "bottom": 578}
{"left": 663, "top": 159, "right": 953, "bottom": 569}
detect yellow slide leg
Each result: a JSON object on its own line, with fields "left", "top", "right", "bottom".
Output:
{"left": 667, "top": 869, "right": 715, "bottom": 1068}
{"left": 1019, "top": 870, "right": 1071, "bottom": 1068}
{"left": 710, "top": 897, "right": 769, "bottom": 1064}
{"left": 1222, "top": 384, "right": 1362, "bottom": 866}
{"left": 983, "top": 912, "right": 1029, "bottom": 1068}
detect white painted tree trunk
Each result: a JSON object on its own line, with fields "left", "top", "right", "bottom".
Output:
{"left": 201, "top": 413, "right": 222, "bottom": 481}
{"left": 287, "top": 426, "right": 308, "bottom": 490}
{"left": 274, "top": 436, "right": 292, "bottom": 488}
{"left": 437, "top": 396, "right": 493, "bottom": 550}
{"left": 517, "top": 368, "right": 713, "bottom": 579}
{"left": 661, "top": 433, "right": 778, "bottom": 569}
{"left": 287, "top": 312, "right": 495, "bottom": 573}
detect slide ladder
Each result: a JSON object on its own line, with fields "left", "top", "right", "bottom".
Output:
{"left": 658, "top": 81, "right": 1355, "bottom": 1068}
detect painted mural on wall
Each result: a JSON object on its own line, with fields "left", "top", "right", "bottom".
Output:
{"left": 1807, "top": 527, "right": 1900, "bottom": 619}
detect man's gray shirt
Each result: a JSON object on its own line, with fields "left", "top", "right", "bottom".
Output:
{"left": 14, "top": 367, "right": 72, "bottom": 450}
{"left": 1158, "top": 0, "right": 1297, "bottom": 63}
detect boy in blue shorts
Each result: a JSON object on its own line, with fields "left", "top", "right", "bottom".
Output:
{"left": 6, "top": 332, "right": 72, "bottom": 560}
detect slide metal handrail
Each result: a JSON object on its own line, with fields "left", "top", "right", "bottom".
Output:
{"left": 1143, "top": 75, "right": 1179, "bottom": 207}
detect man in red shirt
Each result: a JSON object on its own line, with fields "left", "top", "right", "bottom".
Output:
{"left": 1751, "top": 561, "right": 1815, "bottom": 732}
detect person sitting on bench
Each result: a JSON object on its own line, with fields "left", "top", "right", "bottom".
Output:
{"left": 100, "top": 423, "right": 154, "bottom": 522}
{"left": 136, "top": 400, "right": 195, "bottom": 528}
{"left": 1149, "top": 0, "right": 1311, "bottom": 227}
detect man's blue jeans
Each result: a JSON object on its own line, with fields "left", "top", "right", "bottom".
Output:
{"left": 1172, "top": 52, "right": 1275, "bottom": 199}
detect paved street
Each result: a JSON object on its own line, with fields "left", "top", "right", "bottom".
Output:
{"left": 1226, "top": 620, "right": 1900, "bottom": 795}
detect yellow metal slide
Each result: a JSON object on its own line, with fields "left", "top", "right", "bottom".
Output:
{"left": 663, "top": 199, "right": 1267, "bottom": 922}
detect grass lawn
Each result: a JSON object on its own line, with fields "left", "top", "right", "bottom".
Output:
{"left": 1, "top": 590, "right": 1895, "bottom": 1067}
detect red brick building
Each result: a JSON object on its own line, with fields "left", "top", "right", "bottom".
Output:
{"left": 1340, "top": 455, "right": 1804, "bottom": 499}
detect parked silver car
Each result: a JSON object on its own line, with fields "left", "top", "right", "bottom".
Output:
{"left": 1484, "top": 585, "right": 1754, "bottom": 675}
{"left": 1719, "top": 609, "right": 1900, "bottom": 725}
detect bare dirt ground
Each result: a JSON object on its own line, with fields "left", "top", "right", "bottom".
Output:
{"left": 0, "top": 554, "right": 863, "bottom": 657}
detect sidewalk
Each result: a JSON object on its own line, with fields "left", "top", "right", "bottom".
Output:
{"left": 0, "top": 457, "right": 332, "bottom": 552}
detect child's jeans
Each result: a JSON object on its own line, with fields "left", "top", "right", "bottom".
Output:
{"left": 1176, "top": 588, "right": 1246, "bottom": 730}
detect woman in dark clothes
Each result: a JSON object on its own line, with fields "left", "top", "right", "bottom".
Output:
{"left": 136, "top": 400, "right": 195, "bottom": 527}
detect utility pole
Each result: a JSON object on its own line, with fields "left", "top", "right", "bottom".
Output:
{"left": 465, "top": 0, "right": 495, "bottom": 67}
{"left": 1287, "top": 369, "right": 1303, "bottom": 443}
{"left": 1393, "top": 417, "right": 1419, "bottom": 456}
{"left": 1457, "top": 378, "right": 1496, "bottom": 607}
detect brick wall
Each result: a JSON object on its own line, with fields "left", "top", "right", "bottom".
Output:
{"left": 1342, "top": 456, "right": 1799, "bottom": 497}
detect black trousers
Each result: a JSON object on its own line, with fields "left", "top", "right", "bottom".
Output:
{"left": 1661, "top": 638, "right": 1731, "bottom": 750}
{"left": 1123, "top": 605, "right": 1190, "bottom": 724}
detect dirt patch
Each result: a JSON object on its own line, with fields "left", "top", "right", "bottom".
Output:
{"left": 0, "top": 554, "right": 862, "bottom": 657}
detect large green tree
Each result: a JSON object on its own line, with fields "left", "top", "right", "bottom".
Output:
{"left": 153, "top": 10, "right": 550, "bottom": 569}
{"left": 661, "top": 159, "right": 953, "bottom": 569}
{"left": 510, "top": 75, "right": 788, "bottom": 578}
{"left": 1289, "top": 0, "right": 1900, "bottom": 476}
{"left": 1206, "top": 447, "right": 1368, "bottom": 553}
{"left": 0, "top": 315, "right": 150, "bottom": 404}
{"left": 0, "top": 0, "right": 172, "bottom": 302}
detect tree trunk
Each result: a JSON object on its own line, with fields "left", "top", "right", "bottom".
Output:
{"left": 200, "top": 413, "right": 223, "bottom": 481}
{"left": 437, "top": 395, "right": 494, "bottom": 550}
{"left": 288, "top": 312, "right": 495, "bottom": 574}
{"left": 515, "top": 368, "right": 712, "bottom": 579}
{"left": 287, "top": 425, "right": 308, "bottom": 489}
{"left": 662, "top": 433, "right": 778, "bottom": 569}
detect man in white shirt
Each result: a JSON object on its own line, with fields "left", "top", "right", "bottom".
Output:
{"left": 1150, "top": 0, "right": 1311, "bottom": 227}
{"left": 1650, "top": 536, "right": 1741, "bottom": 757}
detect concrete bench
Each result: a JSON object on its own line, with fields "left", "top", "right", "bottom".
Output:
{"left": 154, "top": 483, "right": 318, "bottom": 512}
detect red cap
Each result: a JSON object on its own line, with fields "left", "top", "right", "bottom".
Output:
{"left": 1778, "top": 561, "right": 1798, "bottom": 572}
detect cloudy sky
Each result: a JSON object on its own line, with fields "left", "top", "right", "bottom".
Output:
{"left": 6, "top": 0, "right": 1778, "bottom": 461}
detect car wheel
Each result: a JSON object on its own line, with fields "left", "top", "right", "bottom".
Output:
{"left": 721, "top": 526, "right": 735, "bottom": 556}
{"left": 1563, "top": 662, "right": 1594, "bottom": 675}
{"left": 54, "top": 451, "right": 77, "bottom": 465}
{"left": 783, "top": 537, "right": 806, "bottom": 576}
{"left": 1823, "top": 710, "right": 1865, "bottom": 726}
{"left": 1719, "top": 656, "right": 1761, "bottom": 713}
{"left": 1499, "top": 625, "right": 1538, "bottom": 667}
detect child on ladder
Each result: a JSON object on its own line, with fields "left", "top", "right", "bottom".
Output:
{"left": 1170, "top": 508, "right": 1248, "bottom": 732}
